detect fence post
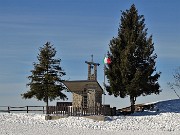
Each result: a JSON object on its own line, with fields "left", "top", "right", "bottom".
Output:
{"left": 27, "top": 106, "right": 29, "bottom": 113}
{"left": 43, "top": 106, "right": 44, "bottom": 114}
{"left": 81, "top": 106, "right": 83, "bottom": 116}
{"left": 8, "top": 106, "right": 10, "bottom": 113}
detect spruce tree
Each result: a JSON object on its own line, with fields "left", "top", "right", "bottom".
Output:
{"left": 106, "top": 4, "right": 161, "bottom": 113}
{"left": 22, "top": 42, "right": 67, "bottom": 114}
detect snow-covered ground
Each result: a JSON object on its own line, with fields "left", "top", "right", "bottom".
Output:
{"left": 0, "top": 99, "right": 180, "bottom": 135}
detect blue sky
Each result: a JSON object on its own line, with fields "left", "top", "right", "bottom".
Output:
{"left": 0, "top": 0, "right": 180, "bottom": 108}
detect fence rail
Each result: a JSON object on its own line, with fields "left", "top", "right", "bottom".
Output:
{"left": 0, "top": 106, "right": 45, "bottom": 113}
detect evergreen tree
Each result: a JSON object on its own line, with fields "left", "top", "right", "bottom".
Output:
{"left": 106, "top": 4, "right": 161, "bottom": 113}
{"left": 22, "top": 42, "right": 67, "bottom": 114}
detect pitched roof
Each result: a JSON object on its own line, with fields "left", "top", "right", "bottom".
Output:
{"left": 63, "top": 80, "right": 103, "bottom": 92}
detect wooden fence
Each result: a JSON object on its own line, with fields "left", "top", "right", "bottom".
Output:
{"left": 0, "top": 105, "right": 116, "bottom": 116}
{"left": 47, "top": 106, "right": 103, "bottom": 116}
{"left": 0, "top": 106, "right": 45, "bottom": 113}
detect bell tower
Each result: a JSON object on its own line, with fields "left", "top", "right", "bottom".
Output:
{"left": 85, "top": 55, "right": 100, "bottom": 81}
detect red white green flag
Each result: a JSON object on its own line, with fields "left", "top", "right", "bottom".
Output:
{"left": 103, "top": 57, "right": 111, "bottom": 64}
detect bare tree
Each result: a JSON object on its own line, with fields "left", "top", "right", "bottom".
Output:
{"left": 168, "top": 67, "right": 180, "bottom": 99}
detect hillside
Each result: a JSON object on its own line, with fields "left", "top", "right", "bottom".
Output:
{"left": 155, "top": 99, "right": 180, "bottom": 113}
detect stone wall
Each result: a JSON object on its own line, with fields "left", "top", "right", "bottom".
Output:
{"left": 72, "top": 89, "right": 102, "bottom": 108}
{"left": 72, "top": 92, "right": 83, "bottom": 107}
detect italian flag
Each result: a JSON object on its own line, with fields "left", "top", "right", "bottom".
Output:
{"left": 103, "top": 57, "right": 111, "bottom": 64}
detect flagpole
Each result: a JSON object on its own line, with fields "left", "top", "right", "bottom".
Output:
{"left": 102, "top": 55, "right": 111, "bottom": 115}
{"left": 103, "top": 54, "right": 106, "bottom": 115}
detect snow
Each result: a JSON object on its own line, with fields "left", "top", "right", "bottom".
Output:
{"left": 0, "top": 99, "right": 180, "bottom": 135}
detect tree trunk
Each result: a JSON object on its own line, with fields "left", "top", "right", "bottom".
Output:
{"left": 46, "top": 78, "right": 49, "bottom": 114}
{"left": 46, "top": 96, "right": 49, "bottom": 114}
{"left": 130, "top": 96, "right": 136, "bottom": 113}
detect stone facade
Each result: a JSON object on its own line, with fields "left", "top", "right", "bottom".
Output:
{"left": 72, "top": 84, "right": 102, "bottom": 108}
{"left": 73, "top": 59, "right": 101, "bottom": 108}
{"left": 63, "top": 57, "right": 103, "bottom": 109}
